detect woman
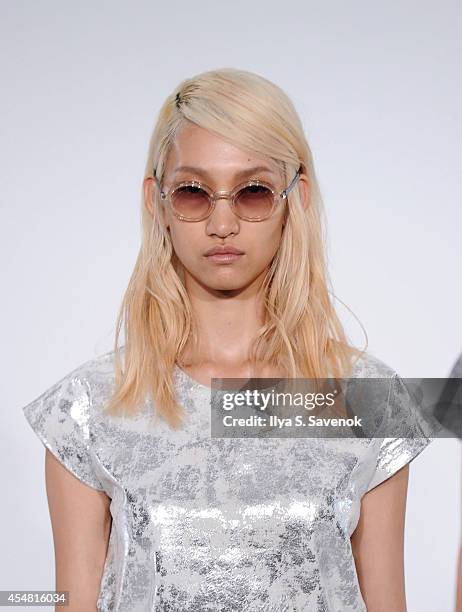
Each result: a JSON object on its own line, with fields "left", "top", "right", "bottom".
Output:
{"left": 23, "top": 68, "right": 434, "bottom": 611}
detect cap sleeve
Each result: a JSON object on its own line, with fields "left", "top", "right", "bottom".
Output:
{"left": 365, "top": 373, "right": 436, "bottom": 494}
{"left": 449, "top": 353, "right": 462, "bottom": 378}
{"left": 22, "top": 364, "right": 105, "bottom": 491}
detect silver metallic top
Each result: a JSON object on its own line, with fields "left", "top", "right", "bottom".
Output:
{"left": 22, "top": 349, "right": 433, "bottom": 611}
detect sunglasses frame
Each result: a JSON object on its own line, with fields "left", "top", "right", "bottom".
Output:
{"left": 152, "top": 165, "right": 302, "bottom": 222}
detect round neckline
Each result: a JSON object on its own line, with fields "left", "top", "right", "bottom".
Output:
{"left": 173, "top": 363, "right": 285, "bottom": 393}
{"left": 174, "top": 363, "right": 214, "bottom": 392}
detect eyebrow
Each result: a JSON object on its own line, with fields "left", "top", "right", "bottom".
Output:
{"left": 172, "top": 165, "right": 276, "bottom": 181}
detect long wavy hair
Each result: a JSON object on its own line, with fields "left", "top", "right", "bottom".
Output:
{"left": 104, "top": 67, "right": 367, "bottom": 429}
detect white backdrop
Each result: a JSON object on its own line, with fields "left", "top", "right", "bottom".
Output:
{"left": 1, "top": 1, "right": 461, "bottom": 610}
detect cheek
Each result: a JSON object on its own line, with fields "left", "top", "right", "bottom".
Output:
{"left": 250, "top": 224, "right": 284, "bottom": 262}
{"left": 168, "top": 224, "right": 202, "bottom": 262}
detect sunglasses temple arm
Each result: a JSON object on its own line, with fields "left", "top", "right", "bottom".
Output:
{"left": 152, "top": 166, "right": 167, "bottom": 199}
{"left": 282, "top": 166, "right": 302, "bottom": 198}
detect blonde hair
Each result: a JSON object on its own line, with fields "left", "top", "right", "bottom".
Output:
{"left": 104, "top": 67, "right": 367, "bottom": 429}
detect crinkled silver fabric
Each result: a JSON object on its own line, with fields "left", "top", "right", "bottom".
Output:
{"left": 22, "top": 350, "right": 433, "bottom": 611}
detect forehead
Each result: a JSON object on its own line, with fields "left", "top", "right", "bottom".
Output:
{"left": 164, "top": 122, "right": 282, "bottom": 181}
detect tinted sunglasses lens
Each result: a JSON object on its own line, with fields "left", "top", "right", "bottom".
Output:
{"left": 171, "top": 185, "right": 210, "bottom": 219}
{"left": 235, "top": 185, "right": 274, "bottom": 219}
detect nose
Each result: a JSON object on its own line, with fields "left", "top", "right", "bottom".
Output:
{"left": 205, "top": 195, "right": 240, "bottom": 236}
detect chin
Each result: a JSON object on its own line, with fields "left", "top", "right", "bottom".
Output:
{"left": 209, "top": 273, "right": 263, "bottom": 292}
{"left": 206, "top": 279, "right": 246, "bottom": 291}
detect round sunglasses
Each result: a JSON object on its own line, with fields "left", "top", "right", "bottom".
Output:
{"left": 152, "top": 165, "right": 302, "bottom": 222}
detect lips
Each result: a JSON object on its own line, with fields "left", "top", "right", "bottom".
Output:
{"left": 204, "top": 245, "right": 245, "bottom": 256}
